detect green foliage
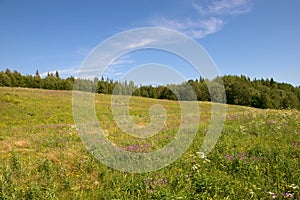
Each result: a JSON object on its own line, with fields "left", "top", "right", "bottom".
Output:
{"left": 0, "top": 69, "right": 299, "bottom": 110}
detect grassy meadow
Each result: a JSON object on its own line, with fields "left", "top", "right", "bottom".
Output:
{"left": 0, "top": 87, "right": 299, "bottom": 199}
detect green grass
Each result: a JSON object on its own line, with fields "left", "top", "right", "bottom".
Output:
{"left": 0, "top": 87, "right": 299, "bottom": 199}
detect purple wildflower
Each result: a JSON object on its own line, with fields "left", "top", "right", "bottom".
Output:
{"left": 284, "top": 193, "right": 294, "bottom": 198}
{"left": 236, "top": 152, "right": 249, "bottom": 163}
{"left": 144, "top": 176, "right": 168, "bottom": 189}
{"left": 271, "top": 193, "right": 277, "bottom": 199}
{"left": 124, "top": 143, "right": 152, "bottom": 153}
{"left": 228, "top": 115, "right": 238, "bottom": 120}
{"left": 269, "top": 120, "right": 276, "bottom": 124}
{"left": 224, "top": 154, "right": 235, "bottom": 161}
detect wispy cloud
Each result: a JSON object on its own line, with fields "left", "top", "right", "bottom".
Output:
{"left": 193, "top": 0, "right": 252, "bottom": 15}
{"left": 103, "top": 67, "right": 124, "bottom": 78}
{"left": 80, "top": 29, "right": 184, "bottom": 70}
{"left": 104, "top": 55, "right": 136, "bottom": 78}
{"left": 150, "top": 0, "right": 252, "bottom": 39}
{"left": 150, "top": 17, "right": 224, "bottom": 39}
{"left": 110, "top": 55, "right": 135, "bottom": 66}
{"left": 125, "top": 39, "right": 157, "bottom": 49}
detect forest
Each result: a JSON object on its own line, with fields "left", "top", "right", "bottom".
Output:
{"left": 0, "top": 68, "right": 299, "bottom": 110}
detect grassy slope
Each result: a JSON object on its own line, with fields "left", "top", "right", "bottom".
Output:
{"left": 0, "top": 87, "right": 299, "bottom": 199}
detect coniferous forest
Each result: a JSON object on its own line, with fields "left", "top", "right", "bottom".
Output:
{"left": 0, "top": 68, "right": 299, "bottom": 110}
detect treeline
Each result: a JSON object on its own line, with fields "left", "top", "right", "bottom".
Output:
{"left": 0, "top": 69, "right": 74, "bottom": 90}
{"left": 0, "top": 69, "right": 299, "bottom": 110}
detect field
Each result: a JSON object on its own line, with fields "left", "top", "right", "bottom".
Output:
{"left": 0, "top": 87, "right": 299, "bottom": 199}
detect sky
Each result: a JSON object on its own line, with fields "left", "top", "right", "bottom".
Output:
{"left": 0, "top": 0, "right": 299, "bottom": 86}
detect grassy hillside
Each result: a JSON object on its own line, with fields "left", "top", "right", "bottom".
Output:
{"left": 0, "top": 87, "right": 299, "bottom": 199}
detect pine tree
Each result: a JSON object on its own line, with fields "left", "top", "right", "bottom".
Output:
{"left": 55, "top": 71, "right": 60, "bottom": 78}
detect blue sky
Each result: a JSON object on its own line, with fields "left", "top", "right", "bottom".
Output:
{"left": 0, "top": 0, "right": 299, "bottom": 86}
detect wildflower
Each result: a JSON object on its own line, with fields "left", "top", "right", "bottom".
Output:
{"left": 189, "top": 154, "right": 197, "bottom": 159}
{"left": 146, "top": 189, "right": 153, "bottom": 193}
{"left": 144, "top": 175, "right": 168, "bottom": 193}
{"left": 196, "top": 152, "right": 205, "bottom": 159}
{"left": 236, "top": 152, "right": 248, "bottom": 163}
{"left": 156, "top": 178, "right": 168, "bottom": 186}
{"left": 123, "top": 143, "right": 151, "bottom": 153}
{"left": 250, "top": 156, "right": 263, "bottom": 162}
{"left": 284, "top": 193, "right": 294, "bottom": 198}
{"left": 268, "top": 192, "right": 277, "bottom": 199}
{"left": 228, "top": 115, "right": 238, "bottom": 120}
{"left": 289, "top": 184, "right": 299, "bottom": 190}
{"left": 224, "top": 154, "right": 235, "bottom": 161}
{"left": 269, "top": 120, "right": 276, "bottom": 124}
{"left": 192, "top": 164, "right": 200, "bottom": 171}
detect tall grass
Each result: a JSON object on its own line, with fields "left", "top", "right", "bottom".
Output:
{"left": 0, "top": 87, "right": 299, "bottom": 199}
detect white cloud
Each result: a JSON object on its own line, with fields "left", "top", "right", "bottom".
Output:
{"left": 193, "top": 0, "right": 252, "bottom": 15}
{"left": 150, "top": 17, "right": 224, "bottom": 39}
{"left": 126, "top": 39, "right": 157, "bottom": 49}
{"left": 79, "top": 29, "right": 188, "bottom": 71}
{"left": 103, "top": 67, "right": 124, "bottom": 78}
{"left": 151, "top": 17, "right": 224, "bottom": 39}
{"left": 110, "top": 55, "right": 135, "bottom": 66}
{"left": 150, "top": 0, "right": 252, "bottom": 39}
